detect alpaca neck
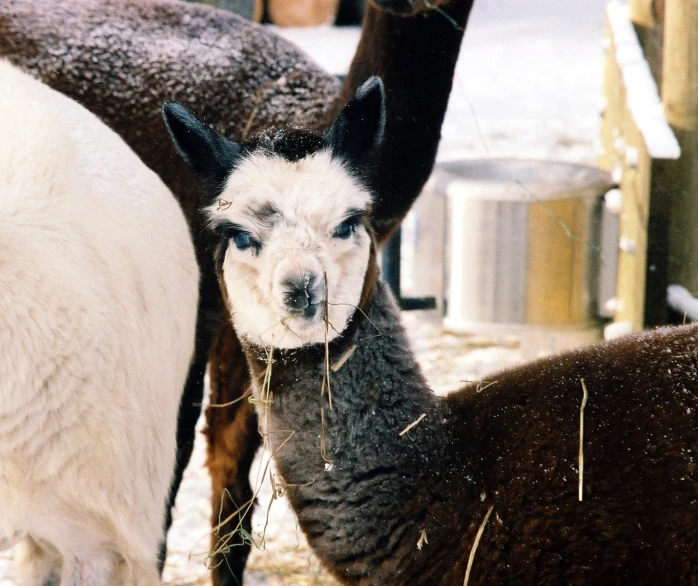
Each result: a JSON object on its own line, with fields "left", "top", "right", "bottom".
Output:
{"left": 243, "top": 280, "right": 479, "bottom": 583}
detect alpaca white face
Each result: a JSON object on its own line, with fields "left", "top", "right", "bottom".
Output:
{"left": 206, "top": 150, "right": 372, "bottom": 348}
{"left": 164, "top": 76, "right": 385, "bottom": 349}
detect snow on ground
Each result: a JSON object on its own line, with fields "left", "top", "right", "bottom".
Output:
{"left": 441, "top": 0, "right": 607, "bottom": 163}
{"left": 1, "top": 0, "right": 611, "bottom": 584}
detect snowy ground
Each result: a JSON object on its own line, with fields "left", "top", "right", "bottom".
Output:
{"left": 1, "top": 0, "right": 610, "bottom": 584}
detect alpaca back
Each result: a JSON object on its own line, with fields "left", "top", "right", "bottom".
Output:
{"left": 0, "top": 60, "right": 199, "bottom": 579}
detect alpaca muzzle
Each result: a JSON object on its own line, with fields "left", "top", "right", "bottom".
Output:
{"left": 281, "top": 273, "right": 324, "bottom": 319}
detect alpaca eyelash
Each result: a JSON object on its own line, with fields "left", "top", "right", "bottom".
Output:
{"left": 216, "top": 221, "right": 262, "bottom": 253}
{"left": 332, "top": 211, "right": 364, "bottom": 239}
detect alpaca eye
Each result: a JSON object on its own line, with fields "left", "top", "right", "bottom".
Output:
{"left": 333, "top": 219, "right": 357, "bottom": 239}
{"left": 217, "top": 221, "right": 261, "bottom": 254}
{"left": 232, "top": 231, "right": 253, "bottom": 250}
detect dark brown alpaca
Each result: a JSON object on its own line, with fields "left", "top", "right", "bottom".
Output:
{"left": 165, "top": 77, "right": 698, "bottom": 585}
{"left": 0, "top": 0, "right": 473, "bottom": 582}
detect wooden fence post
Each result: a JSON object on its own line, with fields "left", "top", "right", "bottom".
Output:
{"left": 600, "top": 2, "right": 679, "bottom": 331}
{"left": 662, "top": 0, "right": 698, "bottom": 295}
{"left": 629, "top": 0, "right": 664, "bottom": 86}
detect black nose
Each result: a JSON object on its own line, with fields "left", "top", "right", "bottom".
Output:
{"left": 283, "top": 274, "right": 318, "bottom": 313}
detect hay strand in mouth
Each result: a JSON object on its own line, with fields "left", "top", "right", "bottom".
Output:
{"left": 317, "top": 272, "right": 334, "bottom": 465}
{"left": 328, "top": 301, "right": 383, "bottom": 339}
{"left": 579, "top": 378, "right": 588, "bottom": 502}
{"left": 249, "top": 347, "right": 275, "bottom": 410}
{"left": 464, "top": 505, "right": 494, "bottom": 586}
{"left": 321, "top": 272, "right": 333, "bottom": 411}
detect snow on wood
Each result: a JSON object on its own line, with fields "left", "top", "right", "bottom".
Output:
{"left": 667, "top": 284, "right": 698, "bottom": 322}
{"left": 606, "top": 1, "right": 680, "bottom": 160}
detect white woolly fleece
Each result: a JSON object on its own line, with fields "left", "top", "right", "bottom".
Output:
{"left": 0, "top": 61, "right": 199, "bottom": 586}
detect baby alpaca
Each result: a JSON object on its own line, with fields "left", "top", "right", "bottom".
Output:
{"left": 0, "top": 61, "right": 198, "bottom": 585}
{"left": 163, "top": 78, "right": 698, "bottom": 585}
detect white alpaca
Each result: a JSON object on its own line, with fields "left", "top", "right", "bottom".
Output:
{"left": 0, "top": 61, "right": 199, "bottom": 585}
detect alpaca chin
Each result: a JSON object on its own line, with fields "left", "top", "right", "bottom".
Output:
{"left": 226, "top": 269, "right": 357, "bottom": 349}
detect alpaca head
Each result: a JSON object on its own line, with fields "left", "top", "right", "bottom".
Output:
{"left": 163, "top": 78, "right": 385, "bottom": 349}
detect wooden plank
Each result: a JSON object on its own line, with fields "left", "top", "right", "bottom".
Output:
{"left": 629, "top": 0, "right": 664, "bottom": 86}
{"left": 662, "top": 0, "right": 698, "bottom": 295}
{"left": 643, "top": 157, "right": 673, "bottom": 326}
{"left": 600, "top": 2, "right": 679, "bottom": 331}
{"left": 599, "top": 16, "right": 624, "bottom": 173}
{"left": 614, "top": 120, "right": 651, "bottom": 331}
{"left": 607, "top": 2, "right": 679, "bottom": 160}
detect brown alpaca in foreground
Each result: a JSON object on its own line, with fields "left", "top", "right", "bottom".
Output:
{"left": 165, "top": 77, "right": 698, "bottom": 585}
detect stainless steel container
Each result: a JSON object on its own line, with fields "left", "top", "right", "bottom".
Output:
{"left": 186, "top": 0, "right": 256, "bottom": 20}
{"left": 440, "top": 159, "right": 613, "bottom": 339}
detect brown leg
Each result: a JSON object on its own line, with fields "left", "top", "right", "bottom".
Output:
{"left": 205, "top": 320, "right": 261, "bottom": 586}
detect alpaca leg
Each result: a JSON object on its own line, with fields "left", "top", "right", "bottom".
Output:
{"left": 15, "top": 537, "right": 61, "bottom": 586}
{"left": 206, "top": 320, "right": 260, "bottom": 586}
{"left": 119, "top": 558, "right": 162, "bottom": 586}
{"left": 60, "top": 552, "right": 120, "bottom": 586}
{"left": 158, "top": 307, "right": 211, "bottom": 572}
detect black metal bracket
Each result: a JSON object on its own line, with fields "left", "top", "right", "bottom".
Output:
{"left": 381, "top": 227, "right": 437, "bottom": 311}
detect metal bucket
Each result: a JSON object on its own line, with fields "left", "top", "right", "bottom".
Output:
{"left": 439, "top": 159, "right": 613, "bottom": 340}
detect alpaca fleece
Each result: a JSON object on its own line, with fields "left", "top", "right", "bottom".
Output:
{"left": 243, "top": 280, "right": 698, "bottom": 585}
{"left": 168, "top": 74, "right": 698, "bottom": 584}
{"left": 0, "top": 60, "right": 199, "bottom": 585}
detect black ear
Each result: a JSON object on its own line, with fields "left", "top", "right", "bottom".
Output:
{"left": 327, "top": 76, "right": 385, "bottom": 164}
{"left": 162, "top": 101, "right": 241, "bottom": 198}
